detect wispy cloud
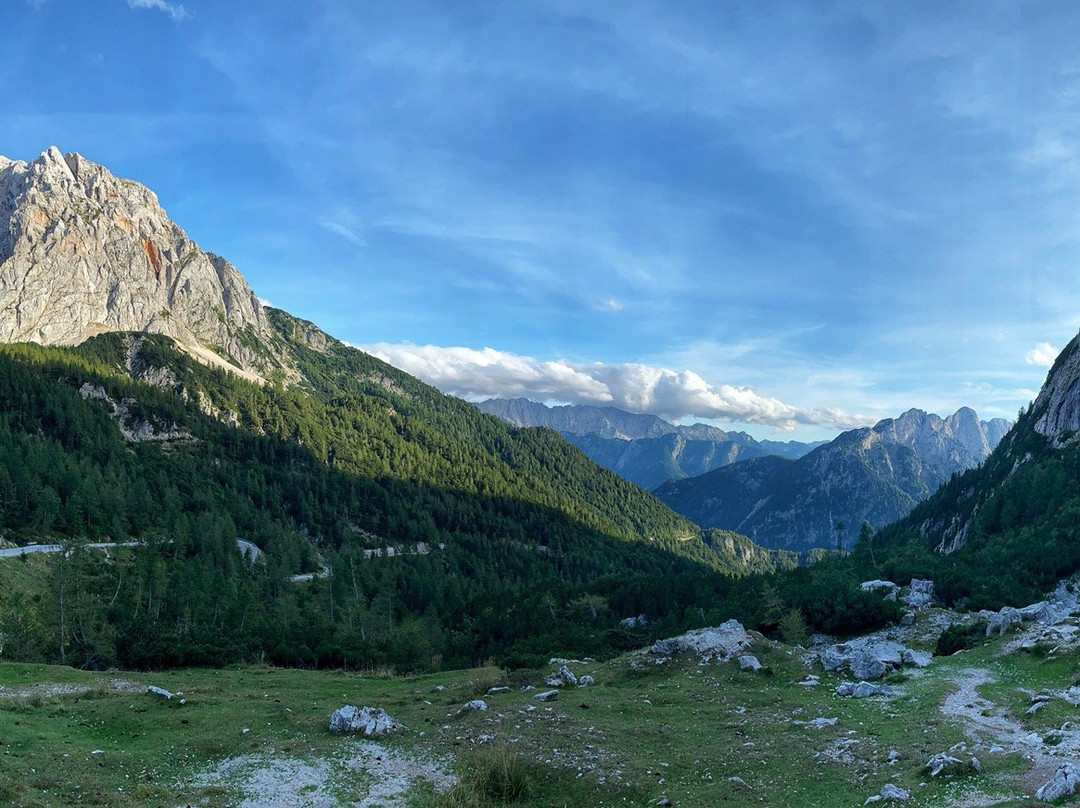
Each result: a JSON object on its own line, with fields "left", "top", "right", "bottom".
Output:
{"left": 362, "top": 343, "right": 870, "bottom": 432}
{"left": 1026, "top": 342, "right": 1060, "bottom": 367}
{"left": 320, "top": 222, "right": 367, "bottom": 248}
{"left": 127, "top": 0, "right": 186, "bottom": 22}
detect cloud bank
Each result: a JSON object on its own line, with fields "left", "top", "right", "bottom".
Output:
{"left": 362, "top": 343, "right": 870, "bottom": 432}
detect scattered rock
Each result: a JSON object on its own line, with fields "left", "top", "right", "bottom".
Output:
{"left": 738, "top": 655, "right": 762, "bottom": 671}
{"left": 900, "top": 611, "right": 916, "bottom": 626}
{"left": 727, "top": 776, "right": 750, "bottom": 787}
{"left": 328, "top": 706, "right": 399, "bottom": 736}
{"left": 1036, "top": 761, "right": 1080, "bottom": 801}
{"left": 1027, "top": 701, "right": 1047, "bottom": 715}
{"left": 533, "top": 690, "right": 559, "bottom": 702}
{"left": 147, "top": 685, "right": 174, "bottom": 700}
{"left": 837, "top": 681, "right": 892, "bottom": 699}
{"left": 578, "top": 675, "right": 595, "bottom": 687}
{"left": 460, "top": 700, "right": 488, "bottom": 713}
{"left": 486, "top": 686, "right": 510, "bottom": 695}
{"left": 795, "top": 717, "right": 838, "bottom": 729}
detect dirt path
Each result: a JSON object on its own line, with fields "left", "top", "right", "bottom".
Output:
{"left": 939, "top": 666, "right": 1079, "bottom": 793}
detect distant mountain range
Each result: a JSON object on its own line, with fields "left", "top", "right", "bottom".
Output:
{"left": 653, "top": 407, "right": 1011, "bottom": 552}
{"left": 474, "top": 398, "right": 824, "bottom": 490}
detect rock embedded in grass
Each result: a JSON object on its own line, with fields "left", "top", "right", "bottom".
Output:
{"left": 328, "top": 705, "right": 399, "bottom": 736}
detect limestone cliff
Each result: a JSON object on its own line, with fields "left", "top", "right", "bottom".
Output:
{"left": 0, "top": 147, "right": 281, "bottom": 379}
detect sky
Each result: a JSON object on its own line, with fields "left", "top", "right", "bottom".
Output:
{"left": 6, "top": 0, "right": 1080, "bottom": 440}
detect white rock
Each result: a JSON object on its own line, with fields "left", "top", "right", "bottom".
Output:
{"left": 328, "top": 706, "right": 399, "bottom": 736}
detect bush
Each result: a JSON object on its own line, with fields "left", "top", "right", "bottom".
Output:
{"left": 935, "top": 622, "right": 987, "bottom": 656}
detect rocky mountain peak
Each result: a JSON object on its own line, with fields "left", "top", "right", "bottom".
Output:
{"left": 0, "top": 147, "right": 283, "bottom": 380}
{"left": 1032, "top": 335, "right": 1080, "bottom": 443}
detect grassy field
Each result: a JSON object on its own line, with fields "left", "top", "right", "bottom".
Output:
{"left": 1, "top": 618, "right": 1079, "bottom": 807}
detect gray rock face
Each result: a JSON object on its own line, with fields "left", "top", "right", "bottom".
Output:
{"left": 1033, "top": 335, "right": 1080, "bottom": 442}
{"left": 328, "top": 706, "right": 398, "bottom": 736}
{"left": 0, "top": 147, "right": 281, "bottom": 378}
{"left": 651, "top": 620, "right": 752, "bottom": 663}
{"left": 1036, "top": 761, "right": 1080, "bottom": 801}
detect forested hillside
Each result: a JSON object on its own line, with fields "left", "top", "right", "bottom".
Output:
{"left": 0, "top": 325, "right": 797, "bottom": 671}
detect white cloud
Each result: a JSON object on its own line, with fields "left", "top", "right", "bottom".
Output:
{"left": 127, "top": 0, "right": 187, "bottom": 22}
{"left": 361, "top": 343, "right": 870, "bottom": 432}
{"left": 1026, "top": 342, "right": 1059, "bottom": 367}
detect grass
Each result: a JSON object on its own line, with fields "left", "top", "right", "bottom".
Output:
{"left": 2, "top": 622, "right": 1080, "bottom": 806}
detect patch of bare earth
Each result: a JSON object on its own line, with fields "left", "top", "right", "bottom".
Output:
{"left": 187, "top": 741, "right": 456, "bottom": 807}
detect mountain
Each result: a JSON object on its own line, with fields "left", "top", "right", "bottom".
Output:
{"left": 0, "top": 147, "right": 285, "bottom": 380}
{"left": 475, "top": 398, "right": 824, "bottom": 490}
{"left": 654, "top": 407, "right": 1010, "bottom": 552}
{"left": 870, "top": 331, "right": 1080, "bottom": 608}
{"left": 0, "top": 147, "right": 789, "bottom": 671}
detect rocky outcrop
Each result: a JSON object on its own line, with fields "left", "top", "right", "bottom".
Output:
{"left": 0, "top": 147, "right": 283, "bottom": 379}
{"left": 651, "top": 620, "right": 752, "bottom": 663}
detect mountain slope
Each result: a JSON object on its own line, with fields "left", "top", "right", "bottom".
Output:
{"left": 870, "top": 332, "right": 1080, "bottom": 608}
{"left": 475, "top": 398, "right": 823, "bottom": 489}
{"left": 0, "top": 147, "right": 789, "bottom": 670}
{"left": 655, "top": 408, "right": 1010, "bottom": 552}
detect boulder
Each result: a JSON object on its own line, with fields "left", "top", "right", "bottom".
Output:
{"left": 851, "top": 653, "right": 888, "bottom": 681}
{"left": 901, "top": 579, "right": 935, "bottom": 609}
{"left": 620, "top": 614, "right": 649, "bottom": 629}
{"left": 864, "top": 783, "right": 910, "bottom": 803}
{"left": 147, "top": 685, "right": 174, "bottom": 700}
{"left": 861, "top": 580, "right": 900, "bottom": 597}
{"left": 902, "top": 649, "right": 933, "bottom": 668}
{"left": 578, "top": 675, "right": 595, "bottom": 687}
{"left": 546, "top": 665, "right": 578, "bottom": 687}
{"left": 1036, "top": 761, "right": 1080, "bottom": 801}
{"left": 651, "top": 620, "right": 752, "bottom": 663}
{"left": 329, "top": 706, "right": 399, "bottom": 736}
{"left": 986, "top": 607, "right": 1023, "bottom": 637}
{"left": 924, "top": 753, "right": 978, "bottom": 778}
{"left": 900, "top": 611, "right": 916, "bottom": 626}
{"left": 533, "top": 690, "right": 559, "bottom": 702}
{"left": 738, "top": 655, "right": 763, "bottom": 671}
{"left": 461, "top": 700, "right": 488, "bottom": 712}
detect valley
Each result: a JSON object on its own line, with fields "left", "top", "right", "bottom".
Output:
{"left": 4, "top": 580, "right": 1080, "bottom": 807}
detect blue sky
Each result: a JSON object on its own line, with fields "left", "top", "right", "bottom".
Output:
{"left": 6, "top": 0, "right": 1080, "bottom": 439}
